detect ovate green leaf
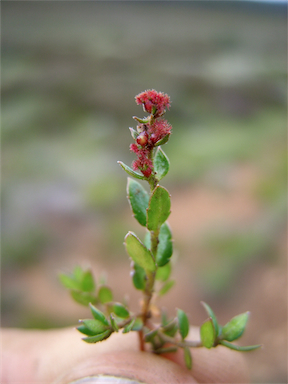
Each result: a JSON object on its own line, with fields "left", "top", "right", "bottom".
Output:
{"left": 200, "top": 319, "right": 216, "bottom": 349}
{"left": 156, "top": 222, "right": 173, "bottom": 267}
{"left": 98, "top": 286, "right": 113, "bottom": 304}
{"left": 131, "top": 263, "right": 146, "bottom": 290}
{"left": 71, "top": 291, "right": 97, "bottom": 306}
{"left": 82, "top": 330, "right": 112, "bottom": 343}
{"left": 127, "top": 178, "right": 149, "bottom": 226}
{"left": 154, "top": 147, "right": 170, "bottom": 181}
{"left": 147, "top": 186, "right": 171, "bottom": 231}
{"left": 156, "top": 262, "right": 171, "bottom": 282}
{"left": 89, "top": 303, "right": 109, "bottom": 326}
{"left": 81, "top": 319, "right": 109, "bottom": 335}
{"left": 222, "top": 312, "right": 250, "bottom": 342}
{"left": 177, "top": 309, "right": 189, "bottom": 340}
{"left": 125, "top": 232, "right": 155, "bottom": 272}
{"left": 81, "top": 270, "right": 95, "bottom": 292}
{"left": 59, "top": 273, "right": 81, "bottom": 291}
{"left": 201, "top": 302, "right": 219, "bottom": 337}
{"left": 77, "top": 324, "right": 97, "bottom": 337}
{"left": 113, "top": 303, "right": 130, "bottom": 319}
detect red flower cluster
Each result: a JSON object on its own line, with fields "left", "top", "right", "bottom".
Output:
{"left": 130, "top": 143, "right": 153, "bottom": 178}
{"left": 149, "top": 120, "right": 172, "bottom": 144}
{"left": 135, "top": 89, "right": 170, "bottom": 118}
{"left": 131, "top": 90, "right": 172, "bottom": 178}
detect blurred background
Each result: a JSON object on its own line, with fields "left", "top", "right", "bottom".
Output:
{"left": 2, "top": 1, "right": 287, "bottom": 382}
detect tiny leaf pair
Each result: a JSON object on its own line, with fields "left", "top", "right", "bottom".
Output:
{"left": 200, "top": 302, "right": 261, "bottom": 351}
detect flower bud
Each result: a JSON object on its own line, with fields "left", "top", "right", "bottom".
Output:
{"left": 136, "top": 132, "right": 148, "bottom": 146}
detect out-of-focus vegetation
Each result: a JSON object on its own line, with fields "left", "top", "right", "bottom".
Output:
{"left": 2, "top": 2, "right": 287, "bottom": 383}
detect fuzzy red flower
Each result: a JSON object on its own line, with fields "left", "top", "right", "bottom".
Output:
{"left": 149, "top": 119, "right": 172, "bottom": 144}
{"left": 135, "top": 89, "right": 170, "bottom": 117}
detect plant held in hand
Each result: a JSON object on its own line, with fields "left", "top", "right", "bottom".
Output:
{"left": 60, "top": 90, "right": 261, "bottom": 369}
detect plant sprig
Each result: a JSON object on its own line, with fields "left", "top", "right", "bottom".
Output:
{"left": 60, "top": 90, "right": 261, "bottom": 369}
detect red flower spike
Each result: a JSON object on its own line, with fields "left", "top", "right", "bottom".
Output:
{"left": 130, "top": 90, "right": 172, "bottom": 177}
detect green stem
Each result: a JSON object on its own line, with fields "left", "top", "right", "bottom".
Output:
{"left": 140, "top": 147, "right": 160, "bottom": 349}
{"left": 157, "top": 331, "right": 203, "bottom": 349}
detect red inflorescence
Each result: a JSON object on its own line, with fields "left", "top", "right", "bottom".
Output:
{"left": 131, "top": 90, "right": 171, "bottom": 178}
{"left": 135, "top": 89, "right": 170, "bottom": 117}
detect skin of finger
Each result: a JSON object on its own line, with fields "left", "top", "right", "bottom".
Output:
{"left": 53, "top": 351, "right": 198, "bottom": 384}
{"left": 1, "top": 328, "right": 138, "bottom": 383}
{"left": 1, "top": 327, "right": 249, "bottom": 384}
{"left": 1, "top": 328, "right": 197, "bottom": 384}
{"left": 162, "top": 327, "right": 250, "bottom": 384}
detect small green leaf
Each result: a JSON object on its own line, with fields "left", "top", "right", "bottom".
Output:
{"left": 131, "top": 263, "right": 146, "bottom": 290}
{"left": 82, "top": 330, "right": 112, "bottom": 343}
{"left": 177, "top": 309, "right": 189, "bottom": 340}
{"left": 131, "top": 317, "right": 143, "bottom": 331}
{"left": 156, "top": 222, "right": 173, "bottom": 267}
{"left": 81, "top": 319, "right": 109, "bottom": 335}
{"left": 158, "top": 280, "right": 175, "bottom": 296}
{"left": 201, "top": 302, "right": 219, "bottom": 337}
{"left": 144, "top": 328, "right": 158, "bottom": 342}
{"left": 98, "top": 286, "right": 113, "bottom": 304}
{"left": 184, "top": 346, "right": 192, "bottom": 370}
{"left": 200, "top": 319, "right": 216, "bottom": 349}
{"left": 77, "top": 324, "right": 97, "bottom": 337}
{"left": 129, "top": 127, "right": 139, "bottom": 140}
{"left": 59, "top": 273, "right": 81, "bottom": 291}
{"left": 89, "top": 303, "right": 109, "bottom": 326}
{"left": 133, "top": 116, "right": 149, "bottom": 124}
{"left": 127, "top": 178, "right": 149, "bottom": 226}
{"left": 113, "top": 303, "right": 130, "bottom": 318}
{"left": 219, "top": 340, "right": 262, "bottom": 351}
{"left": 125, "top": 232, "right": 155, "bottom": 272}
{"left": 122, "top": 318, "right": 136, "bottom": 334}
{"left": 156, "top": 262, "right": 171, "bottom": 282}
{"left": 147, "top": 186, "right": 171, "bottom": 231}
{"left": 154, "top": 147, "right": 170, "bottom": 181}
{"left": 117, "top": 161, "right": 145, "bottom": 180}
{"left": 81, "top": 270, "right": 95, "bottom": 292}
{"left": 162, "top": 319, "right": 178, "bottom": 337}
{"left": 110, "top": 313, "right": 119, "bottom": 332}
{"left": 222, "top": 312, "right": 250, "bottom": 342}
{"left": 71, "top": 291, "right": 97, "bottom": 306}
{"left": 154, "top": 133, "right": 170, "bottom": 147}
